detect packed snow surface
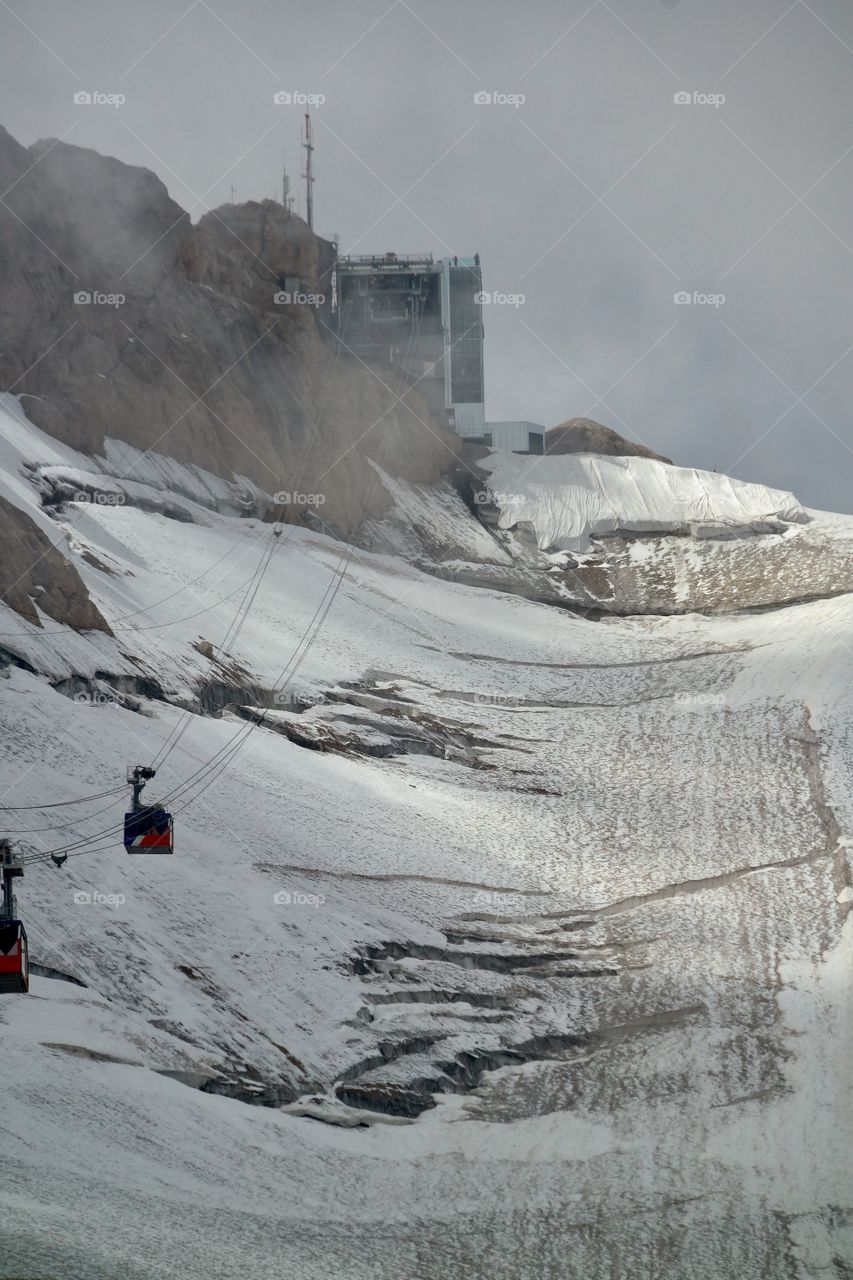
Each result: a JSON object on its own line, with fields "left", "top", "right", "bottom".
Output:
{"left": 0, "top": 397, "right": 851, "bottom": 1279}
{"left": 480, "top": 450, "right": 808, "bottom": 550}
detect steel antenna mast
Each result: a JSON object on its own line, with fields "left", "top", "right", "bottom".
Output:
{"left": 302, "top": 112, "right": 314, "bottom": 229}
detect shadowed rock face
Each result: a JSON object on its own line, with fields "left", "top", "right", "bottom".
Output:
{"left": 0, "top": 495, "right": 110, "bottom": 632}
{"left": 546, "top": 417, "right": 671, "bottom": 463}
{"left": 0, "top": 125, "right": 459, "bottom": 535}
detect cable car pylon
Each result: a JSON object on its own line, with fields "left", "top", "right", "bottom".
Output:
{"left": 123, "top": 765, "right": 174, "bottom": 855}
{"left": 0, "top": 840, "right": 29, "bottom": 994}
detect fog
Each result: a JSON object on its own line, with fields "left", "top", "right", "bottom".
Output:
{"left": 2, "top": 0, "right": 852, "bottom": 509}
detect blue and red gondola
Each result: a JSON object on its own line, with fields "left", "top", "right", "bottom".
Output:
{"left": 123, "top": 806, "right": 174, "bottom": 855}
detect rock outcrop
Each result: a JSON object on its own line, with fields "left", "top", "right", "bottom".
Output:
{"left": 0, "top": 126, "right": 459, "bottom": 536}
{"left": 0, "top": 495, "right": 110, "bottom": 633}
{"left": 546, "top": 416, "right": 671, "bottom": 463}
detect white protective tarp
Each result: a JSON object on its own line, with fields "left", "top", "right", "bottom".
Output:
{"left": 480, "top": 452, "right": 808, "bottom": 551}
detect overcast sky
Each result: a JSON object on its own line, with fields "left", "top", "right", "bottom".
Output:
{"left": 2, "top": 0, "right": 853, "bottom": 511}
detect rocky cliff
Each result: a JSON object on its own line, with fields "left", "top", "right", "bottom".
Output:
{"left": 0, "top": 126, "right": 458, "bottom": 538}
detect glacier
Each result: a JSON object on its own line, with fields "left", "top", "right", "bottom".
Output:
{"left": 0, "top": 398, "right": 851, "bottom": 1278}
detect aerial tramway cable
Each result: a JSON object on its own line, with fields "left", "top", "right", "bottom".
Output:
{"left": 0, "top": 521, "right": 259, "bottom": 639}
{"left": 0, "top": 786, "right": 126, "bottom": 812}
{"left": 19, "top": 297, "right": 353, "bottom": 861}
{"left": 18, "top": 275, "right": 432, "bottom": 865}
{"left": 168, "top": 285, "right": 432, "bottom": 814}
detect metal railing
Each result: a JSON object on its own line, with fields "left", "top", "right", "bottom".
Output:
{"left": 336, "top": 253, "right": 436, "bottom": 270}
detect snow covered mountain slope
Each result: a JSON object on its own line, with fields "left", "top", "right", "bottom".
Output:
{"left": 0, "top": 397, "right": 852, "bottom": 1278}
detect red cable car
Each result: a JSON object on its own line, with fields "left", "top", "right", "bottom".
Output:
{"left": 123, "top": 805, "right": 174, "bottom": 854}
{"left": 0, "top": 919, "right": 29, "bottom": 994}
{"left": 124, "top": 766, "right": 173, "bottom": 855}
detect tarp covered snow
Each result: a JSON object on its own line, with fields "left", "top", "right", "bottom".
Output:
{"left": 479, "top": 452, "right": 808, "bottom": 551}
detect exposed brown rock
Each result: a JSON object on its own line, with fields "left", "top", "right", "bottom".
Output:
{"left": 0, "top": 126, "right": 460, "bottom": 535}
{"left": 546, "top": 417, "right": 671, "bottom": 463}
{"left": 0, "top": 495, "right": 110, "bottom": 631}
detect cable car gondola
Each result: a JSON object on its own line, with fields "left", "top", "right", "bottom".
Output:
{"left": 0, "top": 919, "right": 28, "bottom": 994}
{"left": 124, "top": 765, "right": 174, "bottom": 855}
{"left": 123, "top": 805, "right": 174, "bottom": 855}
